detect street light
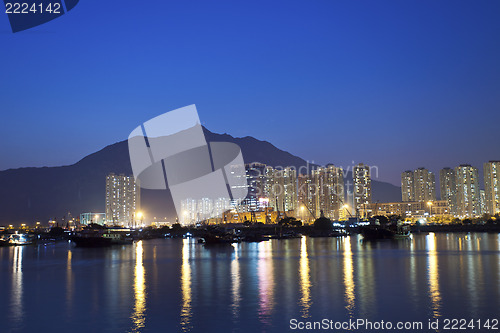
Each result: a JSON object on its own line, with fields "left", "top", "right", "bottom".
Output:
{"left": 136, "top": 211, "right": 143, "bottom": 229}
{"left": 427, "top": 201, "right": 433, "bottom": 220}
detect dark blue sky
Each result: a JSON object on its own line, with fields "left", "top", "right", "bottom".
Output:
{"left": 1, "top": 0, "right": 499, "bottom": 185}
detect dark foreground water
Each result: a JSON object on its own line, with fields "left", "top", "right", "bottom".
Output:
{"left": 0, "top": 233, "right": 499, "bottom": 333}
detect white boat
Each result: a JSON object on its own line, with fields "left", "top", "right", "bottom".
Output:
{"left": 9, "top": 234, "right": 33, "bottom": 245}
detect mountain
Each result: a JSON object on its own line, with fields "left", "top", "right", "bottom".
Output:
{"left": 0, "top": 128, "right": 401, "bottom": 224}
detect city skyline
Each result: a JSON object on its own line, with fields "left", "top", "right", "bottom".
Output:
{"left": 178, "top": 159, "right": 498, "bottom": 225}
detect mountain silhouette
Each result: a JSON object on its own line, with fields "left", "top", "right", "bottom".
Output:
{"left": 0, "top": 127, "right": 400, "bottom": 224}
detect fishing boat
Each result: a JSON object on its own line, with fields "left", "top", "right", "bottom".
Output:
{"left": 102, "top": 229, "right": 134, "bottom": 245}
{"left": 71, "top": 228, "right": 133, "bottom": 247}
{"left": 201, "top": 233, "right": 238, "bottom": 245}
{"left": 0, "top": 235, "right": 11, "bottom": 246}
{"left": 360, "top": 223, "right": 411, "bottom": 240}
{"left": 269, "top": 232, "right": 302, "bottom": 239}
{"left": 9, "top": 233, "right": 34, "bottom": 245}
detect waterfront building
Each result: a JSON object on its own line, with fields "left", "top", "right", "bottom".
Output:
{"left": 369, "top": 200, "right": 450, "bottom": 219}
{"left": 401, "top": 168, "right": 436, "bottom": 203}
{"left": 80, "top": 212, "right": 106, "bottom": 226}
{"left": 245, "top": 162, "right": 267, "bottom": 201}
{"left": 480, "top": 190, "right": 486, "bottom": 216}
{"left": 455, "top": 164, "right": 480, "bottom": 217}
{"left": 222, "top": 207, "right": 285, "bottom": 224}
{"left": 180, "top": 197, "right": 230, "bottom": 225}
{"left": 353, "top": 163, "right": 372, "bottom": 218}
{"left": 105, "top": 173, "right": 140, "bottom": 226}
{"left": 312, "top": 164, "right": 344, "bottom": 220}
{"left": 401, "top": 170, "right": 414, "bottom": 201}
{"left": 263, "top": 166, "right": 297, "bottom": 212}
{"left": 342, "top": 187, "right": 356, "bottom": 220}
{"left": 413, "top": 168, "right": 436, "bottom": 202}
{"left": 439, "top": 167, "right": 457, "bottom": 215}
{"left": 484, "top": 161, "right": 500, "bottom": 215}
{"left": 298, "top": 174, "right": 317, "bottom": 221}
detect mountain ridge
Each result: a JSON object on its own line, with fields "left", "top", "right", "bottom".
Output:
{"left": 0, "top": 127, "right": 401, "bottom": 224}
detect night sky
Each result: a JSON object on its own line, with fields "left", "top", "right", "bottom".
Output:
{"left": 1, "top": 0, "right": 499, "bottom": 186}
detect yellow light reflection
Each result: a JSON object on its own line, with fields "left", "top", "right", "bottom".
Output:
{"left": 258, "top": 241, "right": 275, "bottom": 323}
{"left": 130, "top": 241, "right": 146, "bottom": 332}
{"left": 343, "top": 236, "right": 355, "bottom": 316}
{"left": 427, "top": 233, "right": 441, "bottom": 318}
{"left": 11, "top": 246, "right": 24, "bottom": 325}
{"left": 66, "top": 250, "right": 73, "bottom": 306}
{"left": 299, "top": 237, "right": 311, "bottom": 318}
{"left": 180, "top": 238, "right": 192, "bottom": 332}
{"left": 409, "top": 236, "right": 417, "bottom": 301}
{"left": 231, "top": 245, "right": 241, "bottom": 319}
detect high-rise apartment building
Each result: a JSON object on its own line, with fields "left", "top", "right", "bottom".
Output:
{"left": 105, "top": 173, "right": 140, "bottom": 226}
{"left": 401, "top": 168, "right": 435, "bottom": 202}
{"left": 312, "top": 164, "right": 344, "bottom": 220}
{"left": 413, "top": 168, "right": 436, "bottom": 202}
{"left": 480, "top": 190, "right": 486, "bottom": 216}
{"left": 246, "top": 162, "right": 267, "bottom": 201}
{"left": 455, "top": 164, "right": 480, "bottom": 217}
{"left": 401, "top": 170, "right": 414, "bottom": 202}
{"left": 298, "top": 174, "right": 316, "bottom": 220}
{"left": 353, "top": 163, "right": 372, "bottom": 218}
{"left": 484, "top": 161, "right": 500, "bottom": 215}
{"left": 439, "top": 167, "right": 457, "bottom": 215}
{"left": 264, "top": 166, "right": 297, "bottom": 212}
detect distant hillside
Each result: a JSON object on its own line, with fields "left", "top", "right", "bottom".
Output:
{"left": 0, "top": 127, "right": 401, "bottom": 224}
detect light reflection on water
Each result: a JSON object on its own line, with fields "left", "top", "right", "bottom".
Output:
{"left": 298, "top": 237, "right": 311, "bottom": 318}
{"left": 130, "top": 240, "right": 146, "bottom": 332}
{"left": 258, "top": 240, "right": 275, "bottom": 325}
{"left": 0, "top": 233, "right": 499, "bottom": 333}
{"left": 10, "top": 246, "right": 24, "bottom": 327}
{"left": 343, "top": 236, "right": 355, "bottom": 317}
{"left": 180, "top": 238, "right": 192, "bottom": 332}
{"left": 426, "top": 233, "right": 441, "bottom": 318}
{"left": 66, "top": 249, "right": 73, "bottom": 319}
{"left": 230, "top": 245, "right": 241, "bottom": 321}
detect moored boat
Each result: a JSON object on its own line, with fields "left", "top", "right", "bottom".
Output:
{"left": 70, "top": 228, "right": 134, "bottom": 247}
{"left": 9, "top": 233, "right": 34, "bottom": 245}
{"left": 360, "top": 223, "right": 411, "bottom": 240}
{"left": 0, "top": 235, "right": 11, "bottom": 246}
{"left": 202, "top": 233, "right": 238, "bottom": 245}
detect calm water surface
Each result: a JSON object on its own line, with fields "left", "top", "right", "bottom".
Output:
{"left": 1, "top": 233, "right": 499, "bottom": 332}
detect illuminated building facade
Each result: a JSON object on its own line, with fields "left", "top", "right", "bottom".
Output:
{"left": 401, "top": 168, "right": 436, "bottom": 203}
{"left": 455, "top": 164, "right": 480, "bottom": 217}
{"left": 264, "top": 166, "right": 297, "bottom": 212}
{"left": 80, "top": 212, "right": 106, "bottom": 226}
{"left": 353, "top": 163, "right": 372, "bottom": 218}
{"left": 439, "top": 167, "right": 457, "bottom": 215}
{"left": 312, "top": 165, "right": 344, "bottom": 220}
{"left": 413, "top": 168, "right": 436, "bottom": 202}
{"left": 298, "top": 174, "right": 317, "bottom": 221}
{"left": 246, "top": 162, "right": 267, "bottom": 201}
{"left": 180, "top": 197, "right": 230, "bottom": 225}
{"left": 484, "top": 161, "right": 500, "bottom": 215}
{"left": 105, "top": 173, "right": 140, "bottom": 226}
{"left": 401, "top": 170, "right": 414, "bottom": 201}
{"left": 369, "top": 200, "right": 450, "bottom": 219}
